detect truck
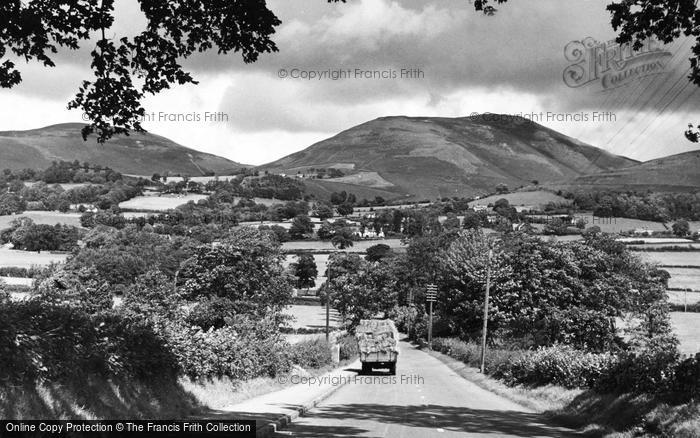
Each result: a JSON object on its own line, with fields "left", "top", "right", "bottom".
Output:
{"left": 355, "top": 319, "right": 400, "bottom": 375}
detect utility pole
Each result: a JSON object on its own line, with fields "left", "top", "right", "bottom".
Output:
{"left": 407, "top": 289, "right": 414, "bottom": 336}
{"left": 326, "top": 262, "right": 331, "bottom": 342}
{"left": 426, "top": 284, "right": 437, "bottom": 350}
{"left": 480, "top": 248, "right": 493, "bottom": 374}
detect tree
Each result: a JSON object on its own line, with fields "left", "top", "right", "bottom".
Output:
{"left": 289, "top": 215, "right": 313, "bottom": 240}
{"left": 151, "top": 173, "right": 161, "bottom": 183}
{"left": 462, "top": 210, "right": 483, "bottom": 230}
{"left": 366, "top": 244, "right": 393, "bottom": 262}
{"left": 178, "top": 227, "right": 293, "bottom": 319}
{"left": 336, "top": 203, "right": 354, "bottom": 216}
{"left": 292, "top": 254, "right": 318, "bottom": 291}
{"left": 312, "top": 203, "right": 334, "bottom": 221}
{"left": 0, "top": 1, "right": 291, "bottom": 142}
{"left": 495, "top": 183, "right": 509, "bottom": 194}
{"left": 672, "top": 220, "right": 690, "bottom": 237}
{"left": 331, "top": 232, "right": 354, "bottom": 250}
{"left": 324, "top": 254, "right": 399, "bottom": 330}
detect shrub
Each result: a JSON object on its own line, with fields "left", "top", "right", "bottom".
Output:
{"left": 598, "top": 339, "right": 681, "bottom": 393}
{"left": 0, "top": 300, "right": 178, "bottom": 383}
{"left": 498, "top": 345, "right": 617, "bottom": 388}
{"left": 162, "top": 318, "right": 293, "bottom": 381}
{"left": 432, "top": 337, "right": 525, "bottom": 375}
{"left": 289, "top": 338, "right": 333, "bottom": 369}
{"left": 338, "top": 334, "right": 359, "bottom": 361}
{"left": 674, "top": 353, "right": 700, "bottom": 396}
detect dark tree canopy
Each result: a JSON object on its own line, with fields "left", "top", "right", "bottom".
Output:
{"left": 0, "top": 1, "right": 339, "bottom": 142}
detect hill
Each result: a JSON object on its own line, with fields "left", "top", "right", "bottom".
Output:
{"left": 262, "top": 115, "right": 638, "bottom": 200}
{"left": 0, "top": 123, "right": 243, "bottom": 175}
{"left": 562, "top": 150, "right": 700, "bottom": 192}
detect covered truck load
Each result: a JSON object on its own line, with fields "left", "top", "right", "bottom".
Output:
{"left": 355, "top": 319, "right": 399, "bottom": 374}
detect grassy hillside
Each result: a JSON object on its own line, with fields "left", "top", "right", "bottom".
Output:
{"left": 560, "top": 150, "right": 700, "bottom": 192}
{"left": 0, "top": 123, "right": 243, "bottom": 176}
{"left": 263, "top": 115, "right": 637, "bottom": 200}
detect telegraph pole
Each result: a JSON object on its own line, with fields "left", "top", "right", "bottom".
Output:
{"left": 480, "top": 248, "right": 493, "bottom": 373}
{"left": 426, "top": 284, "right": 437, "bottom": 350}
{"left": 326, "top": 261, "right": 331, "bottom": 342}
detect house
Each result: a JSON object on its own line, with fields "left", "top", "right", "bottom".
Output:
{"left": 633, "top": 228, "right": 654, "bottom": 236}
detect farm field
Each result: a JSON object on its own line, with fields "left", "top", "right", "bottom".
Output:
{"left": 572, "top": 214, "right": 669, "bottom": 233}
{"left": 326, "top": 171, "right": 394, "bottom": 188}
{"left": 0, "top": 211, "right": 82, "bottom": 228}
{"left": 118, "top": 194, "right": 208, "bottom": 211}
{"left": 470, "top": 190, "right": 571, "bottom": 209}
{"left": 232, "top": 197, "right": 291, "bottom": 207}
{"left": 0, "top": 276, "right": 33, "bottom": 286}
{"left": 664, "top": 268, "right": 700, "bottom": 290}
{"left": 618, "top": 237, "right": 694, "bottom": 244}
{"left": 629, "top": 243, "right": 700, "bottom": 251}
{"left": 640, "top": 251, "right": 700, "bottom": 267}
{"left": 23, "top": 182, "right": 90, "bottom": 190}
{"left": 282, "top": 304, "right": 341, "bottom": 344}
{"left": 0, "top": 247, "right": 69, "bottom": 268}
{"left": 671, "top": 312, "right": 700, "bottom": 355}
{"left": 281, "top": 238, "right": 404, "bottom": 253}
{"left": 125, "top": 175, "right": 240, "bottom": 184}
{"left": 668, "top": 290, "right": 700, "bottom": 307}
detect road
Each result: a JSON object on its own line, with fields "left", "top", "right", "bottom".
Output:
{"left": 276, "top": 340, "right": 579, "bottom": 437}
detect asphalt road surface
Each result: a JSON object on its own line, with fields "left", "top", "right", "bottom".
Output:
{"left": 276, "top": 340, "right": 579, "bottom": 437}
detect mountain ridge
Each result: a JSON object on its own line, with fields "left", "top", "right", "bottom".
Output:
{"left": 0, "top": 123, "right": 244, "bottom": 176}
{"left": 262, "top": 115, "right": 641, "bottom": 199}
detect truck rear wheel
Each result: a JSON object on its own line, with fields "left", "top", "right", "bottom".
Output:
{"left": 361, "top": 363, "right": 371, "bottom": 375}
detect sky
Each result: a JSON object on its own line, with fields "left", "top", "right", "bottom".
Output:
{"left": 1, "top": 0, "right": 699, "bottom": 165}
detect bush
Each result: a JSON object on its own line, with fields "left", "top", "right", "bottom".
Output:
{"left": 674, "top": 353, "right": 700, "bottom": 396}
{"left": 338, "top": 334, "right": 359, "bottom": 361}
{"left": 598, "top": 339, "right": 681, "bottom": 393}
{"left": 163, "top": 318, "right": 293, "bottom": 381}
{"left": 432, "top": 337, "right": 525, "bottom": 375}
{"left": 0, "top": 266, "right": 45, "bottom": 278}
{"left": 0, "top": 300, "right": 178, "bottom": 383}
{"left": 289, "top": 338, "right": 333, "bottom": 369}
{"left": 498, "top": 345, "right": 617, "bottom": 388}
{"left": 432, "top": 338, "right": 616, "bottom": 389}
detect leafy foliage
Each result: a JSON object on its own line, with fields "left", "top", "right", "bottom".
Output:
{"left": 0, "top": 0, "right": 283, "bottom": 141}
{"left": 179, "top": 227, "right": 293, "bottom": 319}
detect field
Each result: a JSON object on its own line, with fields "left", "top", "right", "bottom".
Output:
{"left": 470, "top": 191, "right": 571, "bottom": 209}
{"left": 232, "top": 197, "right": 286, "bottom": 207}
{"left": 0, "top": 247, "right": 68, "bottom": 268}
{"left": 326, "top": 171, "right": 395, "bottom": 188}
{"left": 281, "top": 238, "right": 404, "bottom": 253}
{"left": 572, "top": 214, "right": 669, "bottom": 233}
{"left": 281, "top": 304, "right": 341, "bottom": 344}
{"left": 664, "top": 268, "right": 700, "bottom": 290}
{"left": 640, "top": 251, "right": 700, "bottom": 267}
{"left": 118, "top": 194, "right": 208, "bottom": 211}
{"left": 0, "top": 211, "right": 82, "bottom": 229}
{"left": 671, "top": 312, "right": 700, "bottom": 355}
{"left": 0, "top": 276, "right": 33, "bottom": 286}
{"left": 126, "top": 175, "right": 240, "bottom": 184}
{"left": 668, "top": 290, "right": 700, "bottom": 306}
{"left": 24, "top": 182, "right": 90, "bottom": 190}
